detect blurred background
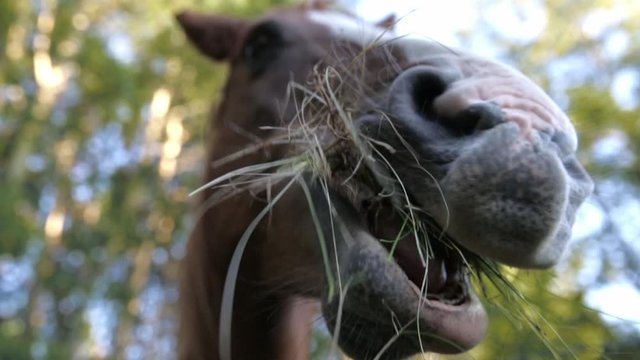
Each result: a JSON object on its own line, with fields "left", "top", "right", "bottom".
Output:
{"left": 1, "top": 0, "right": 639, "bottom": 358}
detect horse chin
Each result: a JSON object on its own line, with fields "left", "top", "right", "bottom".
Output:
{"left": 320, "top": 198, "right": 488, "bottom": 359}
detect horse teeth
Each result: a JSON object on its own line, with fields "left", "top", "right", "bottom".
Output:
{"left": 426, "top": 258, "right": 447, "bottom": 294}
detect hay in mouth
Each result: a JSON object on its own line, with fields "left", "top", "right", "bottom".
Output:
{"left": 365, "top": 198, "right": 471, "bottom": 306}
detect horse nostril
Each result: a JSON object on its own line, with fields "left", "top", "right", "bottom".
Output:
{"left": 450, "top": 102, "right": 506, "bottom": 135}
{"left": 388, "top": 65, "right": 457, "bottom": 124}
{"left": 388, "top": 66, "right": 506, "bottom": 137}
{"left": 410, "top": 71, "right": 449, "bottom": 118}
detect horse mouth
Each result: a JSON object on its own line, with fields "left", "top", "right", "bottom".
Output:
{"left": 322, "top": 194, "right": 487, "bottom": 359}
{"left": 370, "top": 205, "right": 486, "bottom": 354}
{"left": 368, "top": 206, "right": 471, "bottom": 307}
{"left": 390, "top": 235, "right": 471, "bottom": 306}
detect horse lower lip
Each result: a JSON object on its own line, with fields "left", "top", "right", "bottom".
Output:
{"left": 324, "top": 217, "right": 488, "bottom": 356}
{"left": 320, "top": 192, "right": 487, "bottom": 355}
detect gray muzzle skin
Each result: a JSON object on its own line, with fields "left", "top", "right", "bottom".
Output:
{"left": 360, "top": 65, "right": 594, "bottom": 269}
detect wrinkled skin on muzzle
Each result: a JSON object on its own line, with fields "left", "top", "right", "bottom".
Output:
{"left": 360, "top": 63, "right": 593, "bottom": 268}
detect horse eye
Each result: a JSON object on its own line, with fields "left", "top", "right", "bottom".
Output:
{"left": 242, "top": 22, "right": 284, "bottom": 78}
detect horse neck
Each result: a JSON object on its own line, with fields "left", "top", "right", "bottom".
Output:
{"left": 179, "top": 123, "right": 320, "bottom": 359}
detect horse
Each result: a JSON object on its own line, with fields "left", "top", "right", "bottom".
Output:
{"left": 175, "top": 2, "right": 593, "bottom": 359}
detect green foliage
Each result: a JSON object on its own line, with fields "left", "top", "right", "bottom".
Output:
{"left": 0, "top": 0, "right": 638, "bottom": 359}
{"left": 470, "top": 271, "right": 613, "bottom": 360}
{"left": 0, "top": 0, "right": 290, "bottom": 358}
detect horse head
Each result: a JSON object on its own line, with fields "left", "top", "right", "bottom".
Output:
{"left": 176, "top": 3, "right": 593, "bottom": 359}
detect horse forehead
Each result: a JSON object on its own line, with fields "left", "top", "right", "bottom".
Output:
{"left": 306, "top": 10, "right": 394, "bottom": 45}
{"left": 304, "top": 10, "right": 450, "bottom": 59}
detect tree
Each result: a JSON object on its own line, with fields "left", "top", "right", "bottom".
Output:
{"left": 0, "top": 0, "right": 286, "bottom": 358}
{"left": 1, "top": 0, "right": 638, "bottom": 359}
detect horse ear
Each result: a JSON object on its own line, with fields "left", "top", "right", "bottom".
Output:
{"left": 376, "top": 14, "right": 396, "bottom": 30}
{"left": 175, "top": 10, "right": 247, "bottom": 61}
